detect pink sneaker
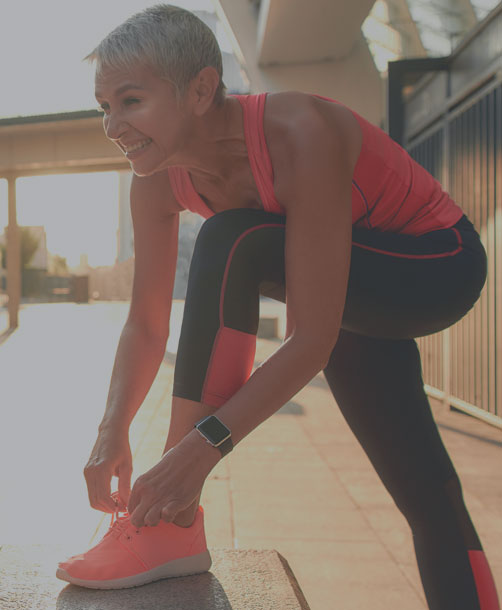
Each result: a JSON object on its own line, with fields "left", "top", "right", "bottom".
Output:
{"left": 56, "top": 506, "right": 211, "bottom": 589}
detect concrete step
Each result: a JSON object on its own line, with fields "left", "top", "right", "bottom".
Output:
{"left": 0, "top": 546, "right": 311, "bottom": 610}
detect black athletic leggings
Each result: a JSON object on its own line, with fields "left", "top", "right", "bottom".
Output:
{"left": 173, "top": 208, "right": 499, "bottom": 610}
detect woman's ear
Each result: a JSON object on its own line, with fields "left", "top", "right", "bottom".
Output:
{"left": 189, "top": 66, "right": 221, "bottom": 116}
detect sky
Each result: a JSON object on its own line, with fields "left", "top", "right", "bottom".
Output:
{"left": 0, "top": 0, "right": 219, "bottom": 268}
{"left": 0, "top": 0, "right": 217, "bottom": 118}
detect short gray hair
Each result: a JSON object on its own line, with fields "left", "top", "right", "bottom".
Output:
{"left": 87, "top": 4, "right": 226, "bottom": 104}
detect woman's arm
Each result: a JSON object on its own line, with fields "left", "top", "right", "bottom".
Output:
{"left": 208, "top": 93, "right": 358, "bottom": 443}
{"left": 84, "top": 170, "right": 182, "bottom": 513}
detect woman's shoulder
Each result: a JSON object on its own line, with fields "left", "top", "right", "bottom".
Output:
{"left": 263, "top": 91, "right": 361, "bottom": 174}
{"left": 264, "top": 91, "right": 358, "bottom": 139}
{"left": 265, "top": 91, "right": 326, "bottom": 125}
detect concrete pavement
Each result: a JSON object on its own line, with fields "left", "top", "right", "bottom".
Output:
{"left": 0, "top": 302, "right": 500, "bottom": 609}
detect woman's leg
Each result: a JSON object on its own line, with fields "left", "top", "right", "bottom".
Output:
{"left": 322, "top": 221, "right": 497, "bottom": 609}
{"left": 323, "top": 332, "right": 497, "bottom": 610}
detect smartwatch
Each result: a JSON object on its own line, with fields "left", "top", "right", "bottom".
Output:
{"left": 194, "top": 415, "right": 233, "bottom": 457}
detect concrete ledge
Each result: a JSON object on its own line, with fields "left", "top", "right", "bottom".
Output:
{"left": 0, "top": 546, "right": 311, "bottom": 610}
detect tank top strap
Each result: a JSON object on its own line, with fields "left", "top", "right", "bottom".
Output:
{"left": 233, "top": 93, "right": 285, "bottom": 215}
{"left": 167, "top": 167, "right": 214, "bottom": 219}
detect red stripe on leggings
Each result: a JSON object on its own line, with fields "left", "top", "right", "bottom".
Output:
{"left": 201, "top": 326, "right": 256, "bottom": 407}
{"left": 354, "top": 228, "right": 463, "bottom": 259}
{"left": 468, "top": 550, "right": 501, "bottom": 610}
{"left": 219, "top": 223, "right": 285, "bottom": 325}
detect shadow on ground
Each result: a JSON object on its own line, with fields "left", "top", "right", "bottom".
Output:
{"left": 277, "top": 401, "right": 304, "bottom": 416}
{"left": 437, "top": 421, "right": 502, "bottom": 448}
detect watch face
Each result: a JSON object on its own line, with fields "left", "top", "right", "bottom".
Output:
{"left": 197, "top": 416, "right": 231, "bottom": 446}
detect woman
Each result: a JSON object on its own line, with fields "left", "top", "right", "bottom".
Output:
{"left": 56, "top": 5, "right": 499, "bottom": 609}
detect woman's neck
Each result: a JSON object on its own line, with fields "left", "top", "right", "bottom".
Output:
{"left": 171, "top": 96, "right": 248, "bottom": 184}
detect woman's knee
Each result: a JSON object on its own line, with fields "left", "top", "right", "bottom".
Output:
{"left": 324, "top": 332, "right": 424, "bottom": 401}
{"left": 194, "top": 208, "right": 282, "bottom": 255}
{"left": 188, "top": 210, "right": 258, "bottom": 291}
{"left": 189, "top": 209, "right": 286, "bottom": 291}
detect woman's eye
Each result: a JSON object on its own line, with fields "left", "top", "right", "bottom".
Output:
{"left": 123, "top": 98, "right": 140, "bottom": 106}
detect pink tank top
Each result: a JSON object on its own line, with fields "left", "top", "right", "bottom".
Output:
{"left": 168, "top": 93, "right": 463, "bottom": 235}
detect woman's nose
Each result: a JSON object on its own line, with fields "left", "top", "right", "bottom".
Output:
{"left": 104, "top": 112, "right": 127, "bottom": 141}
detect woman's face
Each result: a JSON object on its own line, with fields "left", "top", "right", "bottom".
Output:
{"left": 95, "top": 63, "right": 191, "bottom": 176}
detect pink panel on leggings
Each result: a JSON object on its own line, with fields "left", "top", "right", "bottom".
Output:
{"left": 202, "top": 326, "right": 256, "bottom": 407}
{"left": 469, "top": 550, "right": 501, "bottom": 610}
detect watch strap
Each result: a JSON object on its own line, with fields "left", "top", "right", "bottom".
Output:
{"left": 215, "top": 436, "right": 233, "bottom": 457}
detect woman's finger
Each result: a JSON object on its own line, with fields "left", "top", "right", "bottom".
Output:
{"left": 86, "top": 466, "right": 116, "bottom": 513}
{"left": 160, "top": 502, "right": 179, "bottom": 524}
{"left": 127, "top": 479, "right": 142, "bottom": 515}
{"left": 97, "top": 474, "right": 117, "bottom": 512}
{"left": 117, "top": 463, "right": 132, "bottom": 511}
{"left": 130, "top": 497, "right": 152, "bottom": 529}
{"left": 143, "top": 503, "right": 164, "bottom": 527}
{"left": 84, "top": 467, "right": 102, "bottom": 511}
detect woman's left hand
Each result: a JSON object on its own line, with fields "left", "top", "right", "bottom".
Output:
{"left": 127, "top": 430, "right": 220, "bottom": 528}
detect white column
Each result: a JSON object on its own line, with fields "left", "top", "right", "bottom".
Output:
{"left": 6, "top": 176, "right": 20, "bottom": 329}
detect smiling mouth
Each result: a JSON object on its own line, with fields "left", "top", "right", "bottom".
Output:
{"left": 122, "top": 138, "right": 152, "bottom": 154}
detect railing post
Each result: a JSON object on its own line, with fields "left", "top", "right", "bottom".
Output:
{"left": 6, "top": 175, "right": 21, "bottom": 329}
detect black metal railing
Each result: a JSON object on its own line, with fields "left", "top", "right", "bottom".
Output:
{"left": 388, "top": 5, "right": 502, "bottom": 427}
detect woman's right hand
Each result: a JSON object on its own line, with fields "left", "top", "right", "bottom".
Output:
{"left": 83, "top": 428, "right": 133, "bottom": 513}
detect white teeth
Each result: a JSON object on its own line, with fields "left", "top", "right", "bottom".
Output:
{"left": 124, "top": 139, "right": 152, "bottom": 153}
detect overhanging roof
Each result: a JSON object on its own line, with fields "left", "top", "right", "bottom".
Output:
{"left": 0, "top": 109, "right": 102, "bottom": 129}
{"left": 0, "top": 109, "right": 127, "bottom": 177}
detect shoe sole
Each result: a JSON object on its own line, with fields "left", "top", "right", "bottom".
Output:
{"left": 56, "top": 550, "right": 212, "bottom": 589}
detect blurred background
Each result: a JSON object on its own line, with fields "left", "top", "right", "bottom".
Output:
{"left": 0, "top": 0, "right": 500, "bottom": 555}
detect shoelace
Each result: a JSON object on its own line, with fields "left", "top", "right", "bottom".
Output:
{"left": 105, "top": 492, "right": 140, "bottom": 540}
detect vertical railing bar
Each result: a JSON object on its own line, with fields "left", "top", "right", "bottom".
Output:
{"left": 462, "top": 108, "right": 470, "bottom": 404}
{"left": 469, "top": 103, "right": 475, "bottom": 407}
{"left": 469, "top": 103, "right": 477, "bottom": 408}
{"left": 452, "top": 116, "right": 465, "bottom": 396}
{"left": 442, "top": 120, "right": 450, "bottom": 407}
{"left": 459, "top": 110, "right": 465, "bottom": 405}
{"left": 451, "top": 117, "right": 460, "bottom": 403}
{"left": 484, "top": 93, "right": 491, "bottom": 415}
{"left": 477, "top": 97, "right": 486, "bottom": 413}
{"left": 431, "top": 134, "right": 436, "bottom": 392}
{"left": 495, "top": 84, "right": 502, "bottom": 418}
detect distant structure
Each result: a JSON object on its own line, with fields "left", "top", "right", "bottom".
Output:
{"left": 25, "top": 226, "right": 48, "bottom": 270}
{"left": 0, "top": 225, "right": 49, "bottom": 299}
{"left": 73, "top": 253, "right": 91, "bottom": 276}
{"left": 0, "top": 225, "right": 48, "bottom": 270}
